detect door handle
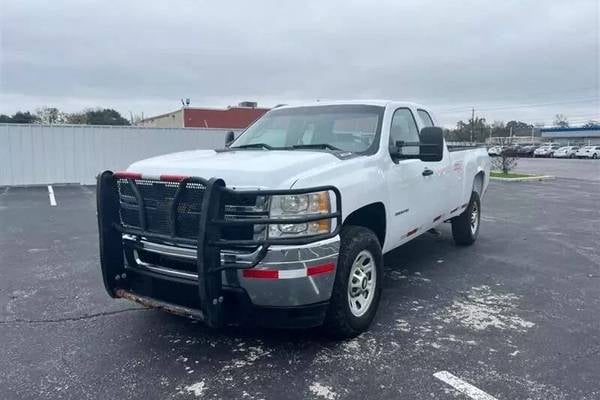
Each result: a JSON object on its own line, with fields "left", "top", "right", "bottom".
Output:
{"left": 422, "top": 168, "right": 434, "bottom": 176}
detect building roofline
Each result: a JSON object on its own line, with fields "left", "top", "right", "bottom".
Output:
{"left": 139, "top": 109, "right": 182, "bottom": 123}
{"left": 540, "top": 126, "right": 600, "bottom": 132}
{"left": 139, "top": 106, "right": 270, "bottom": 123}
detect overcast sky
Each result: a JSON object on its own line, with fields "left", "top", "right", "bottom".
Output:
{"left": 1, "top": 0, "right": 598, "bottom": 127}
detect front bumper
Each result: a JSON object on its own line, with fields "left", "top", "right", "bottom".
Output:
{"left": 123, "top": 234, "right": 340, "bottom": 307}
{"left": 96, "top": 170, "right": 342, "bottom": 328}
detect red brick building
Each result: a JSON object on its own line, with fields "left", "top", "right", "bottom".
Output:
{"left": 139, "top": 102, "right": 269, "bottom": 130}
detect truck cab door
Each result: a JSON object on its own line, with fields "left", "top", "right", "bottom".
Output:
{"left": 385, "top": 108, "right": 434, "bottom": 247}
{"left": 416, "top": 109, "right": 453, "bottom": 223}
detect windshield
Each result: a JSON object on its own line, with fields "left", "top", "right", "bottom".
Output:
{"left": 231, "top": 105, "right": 385, "bottom": 153}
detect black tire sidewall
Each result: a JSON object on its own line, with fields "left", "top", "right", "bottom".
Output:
{"left": 325, "top": 225, "right": 383, "bottom": 335}
{"left": 468, "top": 192, "right": 481, "bottom": 241}
{"left": 451, "top": 191, "right": 481, "bottom": 245}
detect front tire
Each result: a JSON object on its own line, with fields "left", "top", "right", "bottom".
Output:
{"left": 323, "top": 225, "right": 383, "bottom": 339}
{"left": 451, "top": 191, "right": 481, "bottom": 246}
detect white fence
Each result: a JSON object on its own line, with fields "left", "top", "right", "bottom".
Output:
{"left": 0, "top": 124, "right": 236, "bottom": 186}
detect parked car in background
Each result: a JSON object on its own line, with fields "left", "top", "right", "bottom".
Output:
{"left": 501, "top": 145, "right": 522, "bottom": 157}
{"left": 553, "top": 146, "right": 579, "bottom": 158}
{"left": 533, "top": 144, "right": 561, "bottom": 157}
{"left": 575, "top": 145, "right": 596, "bottom": 158}
{"left": 517, "top": 145, "right": 536, "bottom": 158}
{"left": 582, "top": 146, "right": 600, "bottom": 159}
{"left": 488, "top": 146, "right": 503, "bottom": 156}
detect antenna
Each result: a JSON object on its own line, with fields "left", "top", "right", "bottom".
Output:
{"left": 181, "top": 98, "right": 185, "bottom": 107}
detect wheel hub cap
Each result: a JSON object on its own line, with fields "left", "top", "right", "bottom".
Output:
{"left": 347, "top": 250, "right": 377, "bottom": 317}
{"left": 470, "top": 202, "right": 479, "bottom": 234}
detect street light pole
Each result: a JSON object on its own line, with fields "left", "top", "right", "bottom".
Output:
{"left": 471, "top": 107, "right": 475, "bottom": 144}
{"left": 531, "top": 126, "right": 534, "bottom": 144}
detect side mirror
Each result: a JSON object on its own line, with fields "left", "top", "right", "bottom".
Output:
{"left": 419, "top": 127, "right": 444, "bottom": 162}
{"left": 225, "top": 131, "right": 235, "bottom": 147}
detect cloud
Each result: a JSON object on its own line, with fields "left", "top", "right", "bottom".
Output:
{"left": 1, "top": 0, "right": 598, "bottom": 126}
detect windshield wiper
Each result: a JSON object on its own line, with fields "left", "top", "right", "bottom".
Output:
{"left": 232, "top": 143, "right": 274, "bottom": 150}
{"left": 290, "top": 143, "right": 343, "bottom": 151}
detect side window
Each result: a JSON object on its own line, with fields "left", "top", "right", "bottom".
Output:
{"left": 417, "top": 109, "right": 434, "bottom": 127}
{"left": 390, "top": 108, "right": 419, "bottom": 156}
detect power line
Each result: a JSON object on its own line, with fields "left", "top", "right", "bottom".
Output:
{"left": 436, "top": 97, "right": 599, "bottom": 113}
{"left": 426, "top": 86, "right": 598, "bottom": 108}
{"left": 428, "top": 86, "right": 598, "bottom": 110}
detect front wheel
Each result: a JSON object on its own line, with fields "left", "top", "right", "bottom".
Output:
{"left": 451, "top": 191, "right": 481, "bottom": 246}
{"left": 323, "top": 225, "right": 383, "bottom": 339}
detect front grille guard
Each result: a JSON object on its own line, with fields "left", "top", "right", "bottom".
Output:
{"left": 96, "top": 170, "right": 342, "bottom": 327}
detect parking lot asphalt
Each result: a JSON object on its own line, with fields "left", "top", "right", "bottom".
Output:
{"left": 512, "top": 157, "right": 600, "bottom": 181}
{"left": 1, "top": 176, "right": 599, "bottom": 399}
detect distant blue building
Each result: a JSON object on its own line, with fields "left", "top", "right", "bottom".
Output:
{"left": 541, "top": 127, "right": 600, "bottom": 145}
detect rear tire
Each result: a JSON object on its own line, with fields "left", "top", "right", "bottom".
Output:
{"left": 451, "top": 192, "right": 481, "bottom": 246}
{"left": 323, "top": 225, "right": 383, "bottom": 339}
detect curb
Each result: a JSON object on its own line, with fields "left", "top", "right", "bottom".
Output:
{"left": 490, "top": 175, "right": 555, "bottom": 182}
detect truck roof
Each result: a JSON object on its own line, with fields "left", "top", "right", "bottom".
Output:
{"left": 274, "top": 99, "right": 429, "bottom": 110}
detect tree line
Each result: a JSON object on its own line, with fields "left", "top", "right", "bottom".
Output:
{"left": 444, "top": 114, "right": 599, "bottom": 143}
{"left": 0, "top": 107, "right": 130, "bottom": 125}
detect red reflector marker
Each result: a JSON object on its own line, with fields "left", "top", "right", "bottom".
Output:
{"left": 307, "top": 262, "right": 335, "bottom": 276}
{"left": 115, "top": 171, "right": 142, "bottom": 180}
{"left": 160, "top": 174, "right": 188, "bottom": 182}
{"left": 242, "top": 262, "right": 336, "bottom": 279}
{"left": 242, "top": 269, "right": 279, "bottom": 279}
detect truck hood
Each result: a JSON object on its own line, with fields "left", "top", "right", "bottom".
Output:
{"left": 127, "top": 149, "right": 343, "bottom": 189}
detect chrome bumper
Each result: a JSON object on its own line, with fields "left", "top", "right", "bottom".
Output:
{"left": 123, "top": 234, "right": 340, "bottom": 307}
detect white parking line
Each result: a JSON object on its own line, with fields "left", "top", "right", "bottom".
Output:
{"left": 47, "top": 185, "right": 57, "bottom": 206}
{"left": 433, "top": 371, "right": 498, "bottom": 400}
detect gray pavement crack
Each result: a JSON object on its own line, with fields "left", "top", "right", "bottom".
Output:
{"left": 0, "top": 307, "right": 149, "bottom": 325}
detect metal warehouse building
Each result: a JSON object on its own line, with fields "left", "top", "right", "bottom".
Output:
{"left": 541, "top": 127, "right": 600, "bottom": 145}
{"left": 139, "top": 101, "right": 269, "bottom": 130}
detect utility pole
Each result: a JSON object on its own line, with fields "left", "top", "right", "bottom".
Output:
{"left": 531, "top": 126, "right": 534, "bottom": 144}
{"left": 471, "top": 107, "right": 475, "bottom": 144}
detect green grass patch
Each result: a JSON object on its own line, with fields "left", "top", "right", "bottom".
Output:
{"left": 490, "top": 171, "right": 535, "bottom": 178}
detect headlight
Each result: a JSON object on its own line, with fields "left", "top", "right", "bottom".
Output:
{"left": 268, "top": 191, "right": 332, "bottom": 237}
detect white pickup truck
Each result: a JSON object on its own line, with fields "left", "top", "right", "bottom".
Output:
{"left": 97, "top": 100, "right": 490, "bottom": 338}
